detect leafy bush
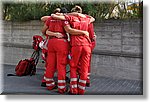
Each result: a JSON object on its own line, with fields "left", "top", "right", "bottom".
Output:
{"left": 2, "top": 1, "right": 143, "bottom": 21}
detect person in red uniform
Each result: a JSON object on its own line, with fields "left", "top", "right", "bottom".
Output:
{"left": 88, "top": 22, "right": 97, "bottom": 86}
{"left": 51, "top": 5, "right": 95, "bottom": 95}
{"left": 42, "top": 7, "right": 89, "bottom": 94}
{"left": 40, "top": 8, "right": 61, "bottom": 87}
{"left": 85, "top": 22, "right": 96, "bottom": 87}
{"left": 76, "top": 15, "right": 96, "bottom": 87}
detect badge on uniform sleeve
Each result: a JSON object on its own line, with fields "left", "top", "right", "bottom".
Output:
{"left": 64, "top": 21, "right": 69, "bottom": 24}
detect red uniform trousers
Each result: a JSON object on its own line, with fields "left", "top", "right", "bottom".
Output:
{"left": 77, "top": 41, "right": 96, "bottom": 86}
{"left": 41, "top": 64, "right": 47, "bottom": 83}
{"left": 44, "top": 38, "right": 69, "bottom": 93}
{"left": 41, "top": 49, "right": 48, "bottom": 83}
{"left": 70, "top": 45, "right": 91, "bottom": 95}
{"left": 86, "top": 41, "right": 96, "bottom": 84}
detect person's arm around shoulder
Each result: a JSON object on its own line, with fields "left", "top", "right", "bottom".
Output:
{"left": 68, "top": 12, "right": 86, "bottom": 18}
{"left": 64, "top": 25, "right": 89, "bottom": 37}
{"left": 85, "top": 14, "right": 95, "bottom": 23}
{"left": 46, "top": 30, "right": 64, "bottom": 38}
{"left": 41, "top": 24, "right": 48, "bottom": 36}
{"left": 41, "top": 16, "right": 50, "bottom": 22}
{"left": 89, "top": 16, "right": 95, "bottom": 23}
{"left": 51, "top": 14, "right": 66, "bottom": 20}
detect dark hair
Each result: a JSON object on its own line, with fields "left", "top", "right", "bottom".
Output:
{"left": 71, "top": 5, "right": 82, "bottom": 13}
{"left": 60, "top": 7, "right": 68, "bottom": 13}
{"left": 53, "top": 8, "right": 61, "bottom": 14}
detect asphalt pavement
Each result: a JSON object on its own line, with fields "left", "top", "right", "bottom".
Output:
{"left": 1, "top": 64, "right": 143, "bottom": 95}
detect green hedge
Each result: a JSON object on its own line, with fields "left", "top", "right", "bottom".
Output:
{"left": 2, "top": 2, "right": 143, "bottom": 21}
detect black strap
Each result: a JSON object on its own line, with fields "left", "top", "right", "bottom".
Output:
{"left": 31, "top": 50, "right": 40, "bottom": 65}
{"left": 34, "top": 51, "right": 40, "bottom": 65}
{"left": 66, "top": 70, "right": 70, "bottom": 73}
{"left": 30, "top": 50, "right": 40, "bottom": 76}
{"left": 7, "top": 73, "right": 16, "bottom": 76}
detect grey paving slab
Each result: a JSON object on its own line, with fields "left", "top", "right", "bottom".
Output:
{"left": 1, "top": 64, "right": 143, "bottom": 95}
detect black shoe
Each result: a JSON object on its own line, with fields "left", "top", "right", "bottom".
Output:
{"left": 66, "top": 76, "right": 70, "bottom": 83}
{"left": 41, "top": 82, "right": 46, "bottom": 87}
{"left": 53, "top": 85, "right": 58, "bottom": 89}
{"left": 86, "top": 83, "right": 90, "bottom": 87}
{"left": 68, "top": 91, "right": 78, "bottom": 95}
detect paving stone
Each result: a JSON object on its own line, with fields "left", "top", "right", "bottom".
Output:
{"left": 2, "top": 64, "right": 143, "bottom": 95}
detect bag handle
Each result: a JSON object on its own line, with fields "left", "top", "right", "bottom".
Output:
{"left": 7, "top": 73, "right": 17, "bottom": 76}
{"left": 31, "top": 50, "right": 40, "bottom": 65}
{"left": 34, "top": 51, "right": 40, "bottom": 65}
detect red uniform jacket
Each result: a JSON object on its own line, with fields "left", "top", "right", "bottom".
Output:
{"left": 46, "top": 16, "right": 67, "bottom": 38}
{"left": 64, "top": 15, "right": 91, "bottom": 46}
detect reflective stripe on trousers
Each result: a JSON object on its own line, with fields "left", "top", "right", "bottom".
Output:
{"left": 70, "top": 78, "right": 78, "bottom": 89}
{"left": 58, "top": 80, "right": 66, "bottom": 89}
{"left": 58, "top": 79, "right": 66, "bottom": 93}
{"left": 58, "top": 80, "right": 66, "bottom": 83}
{"left": 78, "top": 79, "right": 86, "bottom": 94}
{"left": 44, "top": 76, "right": 54, "bottom": 82}
{"left": 78, "top": 85, "right": 85, "bottom": 90}
{"left": 79, "top": 79, "right": 86, "bottom": 84}
{"left": 78, "top": 79, "right": 86, "bottom": 90}
{"left": 46, "top": 82, "right": 55, "bottom": 87}
{"left": 71, "top": 78, "right": 78, "bottom": 82}
{"left": 71, "top": 84, "right": 77, "bottom": 88}
{"left": 58, "top": 86, "right": 65, "bottom": 89}
{"left": 70, "top": 78, "right": 78, "bottom": 94}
